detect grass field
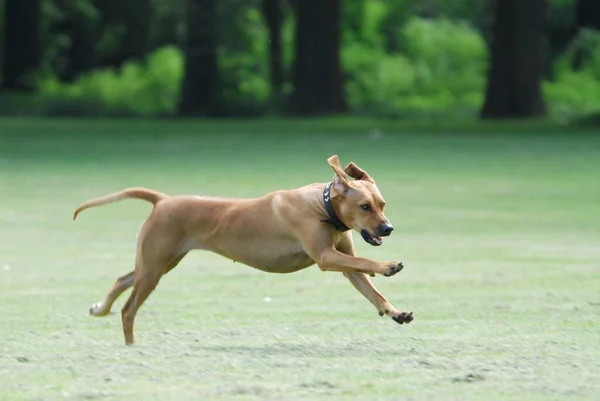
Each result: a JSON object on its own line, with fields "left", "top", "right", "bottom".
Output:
{"left": 0, "top": 118, "right": 599, "bottom": 401}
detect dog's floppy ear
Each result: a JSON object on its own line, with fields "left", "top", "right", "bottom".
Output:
{"left": 344, "top": 162, "right": 375, "bottom": 183}
{"left": 327, "top": 155, "right": 350, "bottom": 194}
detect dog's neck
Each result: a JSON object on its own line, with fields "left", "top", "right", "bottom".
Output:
{"left": 320, "top": 182, "right": 350, "bottom": 232}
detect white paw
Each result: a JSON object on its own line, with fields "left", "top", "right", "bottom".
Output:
{"left": 89, "top": 302, "right": 107, "bottom": 316}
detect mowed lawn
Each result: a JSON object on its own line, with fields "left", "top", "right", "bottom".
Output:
{"left": 0, "top": 118, "right": 598, "bottom": 401}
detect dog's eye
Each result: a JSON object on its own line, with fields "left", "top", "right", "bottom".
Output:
{"left": 361, "top": 204, "right": 371, "bottom": 211}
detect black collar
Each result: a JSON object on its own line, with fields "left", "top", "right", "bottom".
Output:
{"left": 321, "top": 182, "right": 350, "bottom": 232}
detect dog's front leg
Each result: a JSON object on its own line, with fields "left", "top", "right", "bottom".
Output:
{"left": 316, "top": 249, "right": 403, "bottom": 277}
{"left": 337, "top": 235, "right": 413, "bottom": 325}
{"left": 287, "top": 218, "right": 401, "bottom": 276}
{"left": 293, "top": 224, "right": 403, "bottom": 277}
{"left": 343, "top": 273, "right": 413, "bottom": 324}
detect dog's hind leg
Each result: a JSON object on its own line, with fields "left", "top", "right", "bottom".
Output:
{"left": 121, "top": 267, "right": 162, "bottom": 345}
{"left": 120, "top": 239, "right": 188, "bottom": 345}
{"left": 89, "top": 271, "right": 135, "bottom": 317}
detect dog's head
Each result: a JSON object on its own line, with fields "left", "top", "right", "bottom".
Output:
{"left": 326, "top": 155, "right": 393, "bottom": 246}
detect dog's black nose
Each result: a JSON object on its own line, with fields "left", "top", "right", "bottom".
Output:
{"left": 378, "top": 223, "right": 394, "bottom": 237}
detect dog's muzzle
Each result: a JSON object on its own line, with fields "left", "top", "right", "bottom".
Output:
{"left": 360, "top": 223, "right": 394, "bottom": 246}
{"left": 361, "top": 229, "right": 383, "bottom": 246}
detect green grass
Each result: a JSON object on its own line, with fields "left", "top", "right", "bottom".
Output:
{"left": 0, "top": 117, "right": 599, "bottom": 401}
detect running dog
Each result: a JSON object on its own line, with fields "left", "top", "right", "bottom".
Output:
{"left": 73, "top": 155, "right": 413, "bottom": 345}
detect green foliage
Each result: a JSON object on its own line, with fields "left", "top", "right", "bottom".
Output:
{"left": 29, "top": 46, "right": 183, "bottom": 116}
{"left": 21, "top": 1, "right": 300, "bottom": 118}
{"left": 354, "top": 0, "right": 390, "bottom": 47}
{"left": 218, "top": 3, "right": 270, "bottom": 116}
{"left": 545, "top": 29, "right": 600, "bottom": 120}
{"left": 343, "top": 16, "right": 488, "bottom": 118}
{"left": 41, "top": 0, "right": 102, "bottom": 79}
{"left": 219, "top": 1, "right": 297, "bottom": 115}
{"left": 402, "top": 18, "right": 488, "bottom": 95}
{"left": 1, "top": 0, "right": 599, "bottom": 120}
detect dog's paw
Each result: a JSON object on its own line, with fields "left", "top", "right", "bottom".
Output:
{"left": 392, "top": 311, "right": 414, "bottom": 325}
{"left": 384, "top": 262, "right": 404, "bottom": 277}
{"left": 89, "top": 302, "right": 110, "bottom": 317}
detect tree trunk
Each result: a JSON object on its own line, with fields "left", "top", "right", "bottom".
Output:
{"left": 261, "top": 0, "right": 284, "bottom": 105}
{"left": 94, "top": 0, "right": 153, "bottom": 68}
{"left": 572, "top": 0, "right": 600, "bottom": 70}
{"left": 481, "top": 0, "right": 547, "bottom": 119}
{"left": 47, "top": 0, "right": 152, "bottom": 81}
{"left": 1, "top": 0, "right": 41, "bottom": 91}
{"left": 50, "top": 0, "right": 99, "bottom": 82}
{"left": 178, "top": 0, "right": 220, "bottom": 116}
{"left": 575, "top": 0, "right": 600, "bottom": 30}
{"left": 287, "top": 0, "right": 347, "bottom": 116}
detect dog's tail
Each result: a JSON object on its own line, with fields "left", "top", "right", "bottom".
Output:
{"left": 73, "top": 187, "right": 168, "bottom": 220}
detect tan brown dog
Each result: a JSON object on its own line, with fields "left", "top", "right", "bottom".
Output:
{"left": 73, "top": 155, "right": 413, "bottom": 345}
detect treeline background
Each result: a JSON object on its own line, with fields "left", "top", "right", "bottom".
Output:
{"left": 1, "top": 0, "right": 599, "bottom": 121}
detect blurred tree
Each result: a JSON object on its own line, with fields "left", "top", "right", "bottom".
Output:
{"left": 48, "top": 0, "right": 99, "bottom": 81}
{"left": 342, "top": 0, "right": 364, "bottom": 38}
{"left": 93, "top": 0, "right": 153, "bottom": 68}
{"left": 46, "top": 0, "right": 153, "bottom": 81}
{"left": 545, "top": 0, "right": 576, "bottom": 79}
{"left": 178, "top": 0, "right": 220, "bottom": 116}
{"left": 151, "top": 0, "right": 186, "bottom": 49}
{"left": 1, "top": 0, "right": 42, "bottom": 91}
{"left": 481, "top": 0, "right": 547, "bottom": 118}
{"left": 261, "top": 0, "right": 284, "bottom": 104}
{"left": 575, "top": 0, "right": 600, "bottom": 31}
{"left": 572, "top": 0, "right": 600, "bottom": 69}
{"left": 287, "top": 0, "right": 347, "bottom": 115}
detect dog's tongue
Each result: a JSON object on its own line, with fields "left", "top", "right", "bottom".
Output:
{"left": 374, "top": 236, "right": 382, "bottom": 245}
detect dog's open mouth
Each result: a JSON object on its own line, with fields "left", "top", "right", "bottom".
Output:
{"left": 361, "top": 229, "right": 382, "bottom": 246}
